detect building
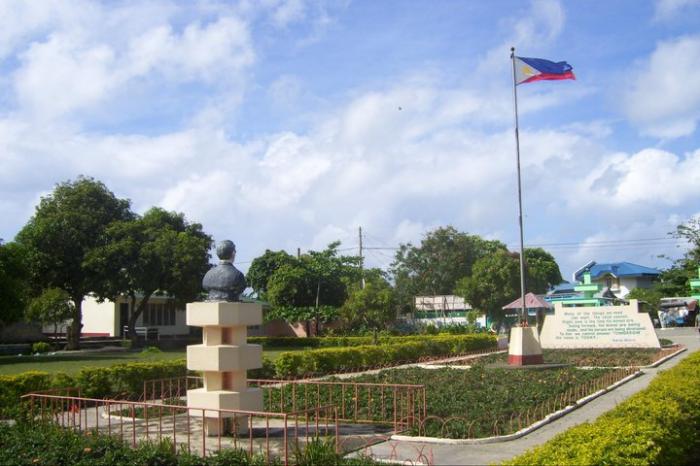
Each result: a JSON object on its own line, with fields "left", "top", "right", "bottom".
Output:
{"left": 412, "top": 295, "right": 486, "bottom": 327}
{"left": 572, "top": 261, "right": 660, "bottom": 299}
{"left": 47, "top": 294, "right": 189, "bottom": 338}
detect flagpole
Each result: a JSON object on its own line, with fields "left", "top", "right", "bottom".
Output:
{"left": 510, "top": 46, "right": 527, "bottom": 326}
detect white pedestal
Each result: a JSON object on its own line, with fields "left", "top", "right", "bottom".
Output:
{"left": 186, "top": 302, "right": 263, "bottom": 436}
{"left": 508, "top": 326, "right": 544, "bottom": 366}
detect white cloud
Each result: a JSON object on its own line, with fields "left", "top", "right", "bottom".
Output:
{"left": 654, "top": 0, "right": 700, "bottom": 21}
{"left": 10, "top": 7, "right": 254, "bottom": 121}
{"left": 622, "top": 35, "right": 700, "bottom": 138}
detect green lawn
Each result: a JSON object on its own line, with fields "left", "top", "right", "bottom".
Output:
{"left": 0, "top": 347, "right": 297, "bottom": 376}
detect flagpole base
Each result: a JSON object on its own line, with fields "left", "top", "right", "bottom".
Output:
{"left": 508, "top": 326, "right": 543, "bottom": 366}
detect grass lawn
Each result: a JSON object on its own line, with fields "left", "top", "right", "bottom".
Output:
{"left": 0, "top": 347, "right": 298, "bottom": 376}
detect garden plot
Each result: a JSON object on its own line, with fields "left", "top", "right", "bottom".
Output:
{"left": 340, "top": 366, "right": 634, "bottom": 439}
{"left": 447, "top": 347, "right": 681, "bottom": 368}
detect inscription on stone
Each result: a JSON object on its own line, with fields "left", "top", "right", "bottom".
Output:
{"left": 540, "top": 300, "right": 660, "bottom": 349}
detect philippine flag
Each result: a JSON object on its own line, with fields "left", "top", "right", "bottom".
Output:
{"left": 514, "top": 56, "right": 575, "bottom": 85}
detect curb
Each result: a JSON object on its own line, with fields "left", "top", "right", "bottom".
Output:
{"left": 390, "top": 370, "right": 643, "bottom": 445}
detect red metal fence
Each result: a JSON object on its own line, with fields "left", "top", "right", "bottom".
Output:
{"left": 22, "top": 392, "right": 337, "bottom": 465}
{"left": 142, "top": 376, "right": 426, "bottom": 434}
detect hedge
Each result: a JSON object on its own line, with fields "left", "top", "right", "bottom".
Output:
{"left": 0, "top": 334, "right": 496, "bottom": 418}
{"left": 273, "top": 334, "right": 497, "bottom": 378}
{"left": 0, "top": 360, "right": 187, "bottom": 419}
{"left": 505, "top": 350, "right": 700, "bottom": 466}
{"left": 249, "top": 333, "right": 487, "bottom": 349}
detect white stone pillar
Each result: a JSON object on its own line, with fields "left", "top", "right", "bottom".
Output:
{"left": 508, "top": 326, "right": 544, "bottom": 365}
{"left": 186, "top": 302, "right": 263, "bottom": 436}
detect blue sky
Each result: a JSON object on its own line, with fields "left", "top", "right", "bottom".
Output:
{"left": 1, "top": 0, "right": 700, "bottom": 280}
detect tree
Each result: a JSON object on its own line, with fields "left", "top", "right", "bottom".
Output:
{"left": 264, "top": 242, "right": 360, "bottom": 335}
{"left": 455, "top": 250, "right": 520, "bottom": 330}
{"left": 523, "top": 248, "right": 563, "bottom": 294}
{"left": 0, "top": 241, "right": 30, "bottom": 327}
{"left": 391, "top": 226, "right": 507, "bottom": 311}
{"left": 246, "top": 250, "right": 296, "bottom": 299}
{"left": 26, "top": 288, "right": 74, "bottom": 339}
{"left": 340, "top": 269, "right": 396, "bottom": 335}
{"left": 87, "top": 207, "right": 212, "bottom": 345}
{"left": 16, "top": 177, "right": 133, "bottom": 349}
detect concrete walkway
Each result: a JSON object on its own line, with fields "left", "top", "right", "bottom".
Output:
{"left": 363, "top": 328, "right": 699, "bottom": 465}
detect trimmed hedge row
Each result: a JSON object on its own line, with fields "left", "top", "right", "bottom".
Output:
{"left": 505, "top": 350, "right": 700, "bottom": 465}
{"left": 0, "top": 334, "right": 496, "bottom": 418}
{"left": 273, "top": 334, "right": 497, "bottom": 378}
{"left": 249, "top": 333, "right": 486, "bottom": 348}
{"left": 0, "top": 360, "right": 187, "bottom": 419}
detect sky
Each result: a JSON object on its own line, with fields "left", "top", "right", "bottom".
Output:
{"left": 1, "top": 0, "right": 700, "bottom": 281}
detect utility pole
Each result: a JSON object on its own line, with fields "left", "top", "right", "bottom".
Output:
{"left": 359, "top": 226, "right": 365, "bottom": 289}
{"left": 297, "top": 247, "right": 301, "bottom": 259}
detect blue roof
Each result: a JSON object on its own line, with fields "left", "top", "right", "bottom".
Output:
{"left": 574, "top": 262, "right": 660, "bottom": 282}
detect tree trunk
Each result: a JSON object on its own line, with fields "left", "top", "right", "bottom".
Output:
{"left": 66, "top": 296, "right": 83, "bottom": 350}
{"left": 129, "top": 291, "right": 153, "bottom": 347}
{"left": 314, "top": 281, "right": 321, "bottom": 336}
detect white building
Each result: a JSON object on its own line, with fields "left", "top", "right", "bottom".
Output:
{"left": 47, "top": 294, "right": 189, "bottom": 338}
{"left": 413, "top": 295, "right": 486, "bottom": 327}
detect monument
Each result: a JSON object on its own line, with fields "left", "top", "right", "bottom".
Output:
{"left": 186, "top": 240, "right": 263, "bottom": 436}
{"left": 540, "top": 299, "right": 660, "bottom": 349}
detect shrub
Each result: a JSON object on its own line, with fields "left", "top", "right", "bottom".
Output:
{"left": 32, "top": 342, "right": 52, "bottom": 354}
{"left": 273, "top": 334, "right": 497, "bottom": 378}
{"left": 505, "top": 351, "right": 700, "bottom": 465}
{"left": 0, "top": 371, "right": 53, "bottom": 418}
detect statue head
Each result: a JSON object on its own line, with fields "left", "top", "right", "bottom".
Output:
{"left": 216, "top": 240, "right": 236, "bottom": 263}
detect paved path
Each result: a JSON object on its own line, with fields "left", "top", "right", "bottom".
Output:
{"left": 364, "top": 328, "right": 699, "bottom": 465}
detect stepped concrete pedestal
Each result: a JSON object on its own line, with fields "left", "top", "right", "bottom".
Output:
{"left": 508, "top": 326, "right": 544, "bottom": 366}
{"left": 186, "top": 301, "right": 263, "bottom": 436}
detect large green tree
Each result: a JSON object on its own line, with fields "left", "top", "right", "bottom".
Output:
{"left": 455, "top": 247, "right": 561, "bottom": 328}
{"left": 391, "top": 226, "right": 507, "bottom": 310}
{"left": 16, "top": 177, "right": 133, "bottom": 349}
{"left": 0, "top": 241, "right": 30, "bottom": 327}
{"left": 524, "top": 248, "right": 563, "bottom": 294}
{"left": 262, "top": 242, "right": 360, "bottom": 334}
{"left": 340, "top": 269, "right": 396, "bottom": 335}
{"left": 455, "top": 250, "right": 520, "bottom": 329}
{"left": 246, "top": 249, "right": 296, "bottom": 299}
{"left": 87, "top": 207, "right": 212, "bottom": 344}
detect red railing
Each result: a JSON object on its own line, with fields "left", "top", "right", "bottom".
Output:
{"left": 22, "top": 392, "right": 338, "bottom": 465}
{"left": 143, "top": 376, "right": 426, "bottom": 434}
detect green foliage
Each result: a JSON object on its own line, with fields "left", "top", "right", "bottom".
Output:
{"left": 523, "top": 248, "right": 563, "bottom": 294}
{"left": 25, "top": 287, "right": 74, "bottom": 335}
{"left": 265, "top": 305, "right": 340, "bottom": 324}
{"left": 470, "top": 348, "right": 666, "bottom": 368}
{"left": 340, "top": 274, "right": 396, "bottom": 333}
{"left": 272, "top": 334, "right": 497, "bottom": 377}
{"left": 0, "top": 421, "right": 290, "bottom": 465}
{"left": 338, "top": 366, "right": 610, "bottom": 438}
{"left": 246, "top": 249, "right": 297, "bottom": 299}
{"left": 86, "top": 207, "right": 212, "bottom": 344}
{"left": 391, "top": 226, "right": 507, "bottom": 310}
{"left": 0, "top": 371, "right": 53, "bottom": 418}
{"left": 456, "top": 249, "right": 520, "bottom": 323}
{"left": 31, "top": 342, "right": 52, "bottom": 354}
{"left": 265, "top": 242, "right": 360, "bottom": 311}
{"left": 0, "top": 241, "right": 30, "bottom": 327}
{"left": 0, "top": 360, "right": 188, "bottom": 417}
{"left": 15, "top": 177, "right": 133, "bottom": 349}
{"left": 506, "top": 351, "right": 700, "bottom": 465}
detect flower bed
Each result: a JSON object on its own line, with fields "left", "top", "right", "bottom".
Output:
{"left": 263, "top": 366, "right": 627, "bottom": 439}
{"left": 457, "top": 347, "right": 675, "bottom": 368}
